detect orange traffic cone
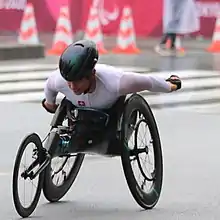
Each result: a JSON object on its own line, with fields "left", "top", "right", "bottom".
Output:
{"left": 112, "top": 5, "right": 140, "bottom": 54}
{"left": 84, "top": 6, "right": 108, "bottom": 54}
{"left": 18, "top": 3, "right": 39, "bottom": 44}
{"left": 47, "top": 5, "right": 73, "bottom": 55}
{"left": 207, "top": 14, "right": 220, "bottom": 52}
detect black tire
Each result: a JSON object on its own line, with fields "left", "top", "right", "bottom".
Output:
{"left": 12, "top": 133, "right": 44, "bottom": 218}
{"left": 121, "top": 93, "right": 163, "bottom": 209}
{"left": 43, "top": 101, "right": 85, "bottom": 203}
{"left": 43, "top": 153, "right": 84, "bottom": 202}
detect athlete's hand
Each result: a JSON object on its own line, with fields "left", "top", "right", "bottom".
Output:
{"left": 42, "top": 98, "right": 58, "bottom": 114}
{"left": 166, "top": 75, "right": 182, "bottom": 91}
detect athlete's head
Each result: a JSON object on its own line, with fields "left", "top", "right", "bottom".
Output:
{"left": 59, "top": 39, "right": 99, "bottom": 95}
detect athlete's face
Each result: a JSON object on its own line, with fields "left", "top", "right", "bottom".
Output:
{"left": 67, "top": 70, "right": 96, "bottom": 95}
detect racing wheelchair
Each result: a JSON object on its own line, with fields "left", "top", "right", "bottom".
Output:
{"left": 12, "top": 93, "right": 163, "bottom": 218}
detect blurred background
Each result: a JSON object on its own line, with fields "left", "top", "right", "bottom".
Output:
{"left": 0, "top": 0, "right": 219, "bottom": 106}
{"left": 0, "top": 0, "right": 219, "bottom": 54}
{"left": 1, "top": 1, "right": 220, "bottom": 220}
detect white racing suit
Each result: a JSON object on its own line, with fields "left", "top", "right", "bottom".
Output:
{"left": 44, "top": 63, "right": 172, "bottom": 109}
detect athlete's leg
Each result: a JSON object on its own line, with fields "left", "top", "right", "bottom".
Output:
{"left": 169, "top": 33, "right": 177, "bottom": 49}
{"left": 160, "top": 33, "right": 169, "bottom": 45}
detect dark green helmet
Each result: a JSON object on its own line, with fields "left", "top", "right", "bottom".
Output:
{"left": 59, "top": 40, "right": 99, "bottom": 81}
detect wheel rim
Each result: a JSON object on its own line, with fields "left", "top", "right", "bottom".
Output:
{"left": 50, "top": 154, "right": 79, "bottom": 187}
{"left": 16, "top": 142, "right": 41, "bottom": 209}
{"left": 126, "top": 109, "right": 157, "bottom": 195}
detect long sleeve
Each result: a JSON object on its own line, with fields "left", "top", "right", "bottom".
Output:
{"left": 118, "top": 71, "right": 172, "bottom": 95}
{"left": 44, "top": 71, "right": 59, "bottom": 104}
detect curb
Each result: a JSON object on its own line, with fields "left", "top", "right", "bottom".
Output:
{"left": 0, "top": 44, "right": 45, "bottom": 61}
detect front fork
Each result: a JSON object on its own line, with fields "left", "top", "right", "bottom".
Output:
{"left": 21, "top": 147, "right": 51, "bottom": 180}
{"left": 21, "top": 97, "right": 75, "bottom": 180}
{"left": 21, "top": 126, "right": 71, "bottom": 181}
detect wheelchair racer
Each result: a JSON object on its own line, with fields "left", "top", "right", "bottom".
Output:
{"left": 42, "top": 39, "right": 182, "bottom": 113}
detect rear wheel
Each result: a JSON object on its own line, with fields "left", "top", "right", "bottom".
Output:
{"left": 121, "top": 94, "right": 163, "bottom": 209}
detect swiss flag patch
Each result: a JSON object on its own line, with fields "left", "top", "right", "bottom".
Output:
{"left": 78, "top": 101, "right": 86, "bottom": 106}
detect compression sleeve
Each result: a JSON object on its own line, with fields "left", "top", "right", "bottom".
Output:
{"left": 118, "top": 72, "right": 172, "bottom": 95}
{"left": 44, "top": 71, "right": 59, "bottom": 104}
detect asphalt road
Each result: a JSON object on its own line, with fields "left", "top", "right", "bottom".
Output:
{"left": 0, "top": 45, "right": 219, "bottom": 219}
{"left": 1, "top": 102, "right": 220, "bottom": 220}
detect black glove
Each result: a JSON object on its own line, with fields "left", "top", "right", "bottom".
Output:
{"left": 166, "top": 75, "right": 181, "bottom": 90}
{"left": 41, "top": 98, "right": 58, "bottom": 114}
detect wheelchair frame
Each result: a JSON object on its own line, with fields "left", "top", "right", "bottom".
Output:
{"left": 12, "top": 93, "right": 164, "bottom": 218}
{"left": 44, "top": 95, "right": 128, "bottom": 158}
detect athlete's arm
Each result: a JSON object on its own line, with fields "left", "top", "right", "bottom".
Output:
{"left": 118, "top": 71, "right": 180, "bottom": 95}
{"left": 43, "top": 71, "right": 59, "bottom": 112}
{"left": 44, "top": 75, "right": 58, "bottom": 104}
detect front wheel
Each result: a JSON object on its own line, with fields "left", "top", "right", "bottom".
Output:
{"left": 12, "top": 133, "right": 45, "bottom": 218}
{"left": 121, "top": 94, "right": 163, "bottom": 209}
